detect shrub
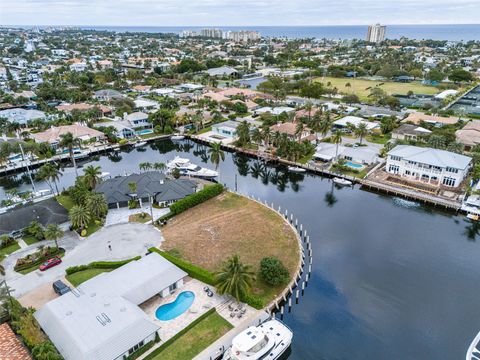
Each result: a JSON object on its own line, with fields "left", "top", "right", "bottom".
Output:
{"left": 0, "top": 235, "right": 14, "bottom": 248}
{"left": 240, "top": 293, "right": 264, "bottom": 309}
{"left": 128, "top": 200, "right": 139, "bottom": 209}
{"left": 65, "top": 256, "right": 141, "bottom": 275}
{"left": 167, "top": 184, "right": 223, "bottom": 217}
{"left": 260, "top": 257, "right": 290, "bottom": 286}
{"left": 149, "top": 247, "right": 215, "bottom": 285}
{"left": 14, "top": 247, "right": 64, "bottom": 272}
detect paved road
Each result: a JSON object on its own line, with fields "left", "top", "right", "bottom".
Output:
{"left": 104, "top": 205, "right": 169, "bottom": 227}
{"left": 2, "top": 223, "right": 164, "bottom": 298}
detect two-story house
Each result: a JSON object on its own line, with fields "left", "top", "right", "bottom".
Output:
{"left": 386, "top": 145, "right": 472, "bottom": 188}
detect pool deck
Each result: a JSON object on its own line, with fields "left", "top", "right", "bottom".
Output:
{"left": 140, "top": 278, "right": 258, "bottom": 342}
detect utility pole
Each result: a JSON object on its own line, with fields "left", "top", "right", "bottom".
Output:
{"left": 19, "top": 143, "right": 36, "bottom": 192}
{"left": 235, "top": 174, "right": 238, "bottom": 192}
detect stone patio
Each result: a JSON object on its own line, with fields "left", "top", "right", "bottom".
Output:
{"left": 140, "top": 278, "right": 258, "bottom": 342}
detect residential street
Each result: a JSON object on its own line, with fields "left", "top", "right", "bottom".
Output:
{"left": 2, "top": 223, "right": 164, "bottom": 298}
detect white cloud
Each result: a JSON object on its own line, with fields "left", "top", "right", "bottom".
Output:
{"left": 0, "top": 0, "right": 479, "bottom": 26}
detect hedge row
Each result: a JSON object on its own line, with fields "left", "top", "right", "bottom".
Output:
{"left": 143, "top": 308, "right": 217, "bottom": 360}
{"left": 65, "top": 256, "right": 141, "bottom": 275}
{"left": 165, "top": 183, "right": 224, "bottom": 218}
{"left": 148, "top": 248, "right": 215, "bottom": 285}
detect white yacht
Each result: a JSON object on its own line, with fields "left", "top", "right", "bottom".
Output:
{"left": 223, "top": 319, "right": 293, "bottom": 360}
{"left": 166, "top": 156, "right": 218, "bottom": 179}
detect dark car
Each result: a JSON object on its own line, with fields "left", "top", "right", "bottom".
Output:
{"left": 53, "top": 280, "right": 70, "bottom": 295}
{"left": 39, "top": 256, "right": 62, "bottom": 271}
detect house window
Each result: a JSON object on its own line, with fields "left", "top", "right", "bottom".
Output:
{"left": 388, "top": 165, "right": 400, "bottom": 174}
{"left": 446, "top": 167, "right": 458, "bottom": 174}
{"left": 345, "top": 156, "right": 352, "bottom": 161}
{"left": 405, "top": 170, "right": 411, "bottom": 175}
{"left": 169, "top": 283, "right": 177, "bottom": 292}
{"left": 442, "top": 177, "right": 456, "bottom": 187}
{"left": 390, "top": 155, "right": 401, "bottom": 161}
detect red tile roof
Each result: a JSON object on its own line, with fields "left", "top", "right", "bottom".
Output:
{"left": 0, "top": 323, "right": 32, "bottom": 360}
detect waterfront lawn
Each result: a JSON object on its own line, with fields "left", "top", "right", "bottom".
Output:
{"left": 66, "top": 268, "right": 112, "bottom": 287}
{"left": 0, "top": 242, "right": 20, "bottom": 256}
{"left": 314, "top": 76, "right": 439, "bottom": 100}
{"left": 195, "top": 126, "right": 212, "bottom": 135}
{"left": 298, "top": 149, "right": 316, "bottom": 164}
{"left": 161, "top": 191, "right": 300, "bottom": 305}
{"left": 147, "top": 311, "right": 233, "bottom": 360}
{"left": 366, "top": 133, "right": 391, "bottom": 144}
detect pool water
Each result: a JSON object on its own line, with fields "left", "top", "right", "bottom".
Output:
{"left": 136, "top": 129, "right": 153, "bottom": 135}
{"left": 155, "top": 291, "right": 195, "bottom": 321}
{"left": 345, "top": 161, "right": 364, "bottom": 169}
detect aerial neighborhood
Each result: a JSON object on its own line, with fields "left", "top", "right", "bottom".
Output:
{"left": 0, "top": 23, "right": 480, "bottom": 360}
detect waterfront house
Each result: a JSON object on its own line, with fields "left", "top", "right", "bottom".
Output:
{"left": 35, "top": 253, "right": 187, "bottom": 360}
{"left": 124, "top": 112, "right": 152, "bottom": 129}
{"left": 314, "top": 142, "right": 379, "bottom": 165}
{"left": 270, "top": 122, "right": 314, "bottom": 142}
{"left": 32, "top": 124, "right": 106, "bottom": 148}
{"left": 0, "top": 108, "right": 46, "bottom": 125}
{"left": 455, "top": 121, "right": 480, "bottom": 151}
{"left": 212, "top": 120, "right": 240, "bottom": 138}
{"left": 333, "top": 116, "right": 380, "bottom": 132}
{"left": 56, "top": 103, "right": 112, "bottom": 115}
{"left": 391, "top": 124, "right": 432, "bottom": 142}
{"left": 95, "top": 171, "right": 197, "bottom": 208}
{"left": 386, "top": 145, "right": 472, "bottom": 187}
{"left": 206, "top": 66, "right": 239, "bottom": 77}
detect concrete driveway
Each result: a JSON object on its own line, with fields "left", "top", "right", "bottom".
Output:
{"left": 2, "top": 223, "right": 164, "bottom": 299}
{"left": 104, "top": 205, "right": 170, "bottom": 227}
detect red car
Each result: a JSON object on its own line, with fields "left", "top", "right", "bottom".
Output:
{"left": 39, "top": 256, "right": 62, "bottom": 271}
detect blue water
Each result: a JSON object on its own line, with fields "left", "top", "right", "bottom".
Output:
{"left": 155, "top": 291, "right": 195, "bottom": 321}
{"left": 73, "top": 25, "right": 480, "bottom": 41}
{"left": 345, "top": 161, "right": 364, "bottom": 169}
{"left": 10, "top": 25, "right": 480, "bottom": 41}
{"left": 236, "top": 77, "right": 267, "bottom": 90}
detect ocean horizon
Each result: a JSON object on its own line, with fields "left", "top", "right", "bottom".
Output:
{"left": 4, "top": 24, "right": 480, "bottom": 41}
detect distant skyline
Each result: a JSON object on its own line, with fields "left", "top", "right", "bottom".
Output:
{"left": 1, "top": 0, "right": 480, "bottom": 26}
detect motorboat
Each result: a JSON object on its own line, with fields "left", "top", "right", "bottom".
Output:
{"left": 333, "top": 177, "right": 353, "bottom": 186}
{"left": 166, "top": 156, "right": 218, "bottom": 179}
{"left": 287, "top": 166, "right": 306, "bottom": 173}
{"left": 134, "top": 141, "right": 147, "bottom": 148}
{"left": 467, "top": 213, "right": 479, "bottom": 221}
{"left": 223, "top": 319, "right": 292, "bottom": 360}
{"left": 171, "top": 134, "right": 185, "bottom": 140}
{"left": 100, "top": 172, "right": 111, "bottom": 180}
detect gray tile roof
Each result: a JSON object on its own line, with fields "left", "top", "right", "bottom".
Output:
{"left": 388, "top": 145, "right": 472, "bottom": 170}
{"left": 0, "top": 198, "right": 69, "bottom": 235}
{"left": 95, "top": 171, "right": 196, "bottom": 205}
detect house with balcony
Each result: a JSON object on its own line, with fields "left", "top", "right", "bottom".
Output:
{"left": 386, "top": 145, "right": 472, "bottom": 188}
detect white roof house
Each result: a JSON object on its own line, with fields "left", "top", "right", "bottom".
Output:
{"left": 333, "top": 116, "right": 380, "bottom": 131}
{"left": 254, "top": 107, "right": 295, "bottom": 116}
{"left": 35, "top": 253, "right": 187, "bottom": 360}
{"left": 434, "top": 89, "right": 459, "bottom": 100}
{"left": 314, "top": 142, "right": 379, "bottom": 164}
{"left": 388, "top": 145, "right": 472, "bottom": 170}
{"left": 0, "top": 108, "right": 46, "bottom": 125}
{"left": 206, "top": 66, "right": 238, "bottom": 77}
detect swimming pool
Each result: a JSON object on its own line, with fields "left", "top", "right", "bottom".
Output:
{"left": 136, "top": 129, "right": 154, "bottom": 136}
{"left": 155, "top": 291, "right": 195, "bottom": 321}
{"left": 345, "top": 161, "right": 364, "bottom": 169}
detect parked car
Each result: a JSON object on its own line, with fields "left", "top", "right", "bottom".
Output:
{"left": 52, "top": 280, "right": 70, "bottom": 295}
{"left": 39, "top": 256, "right": 62, "bottom": 271}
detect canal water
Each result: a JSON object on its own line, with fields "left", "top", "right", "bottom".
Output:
{"left": 1, "top": 139, "right": 480, "bottom": 359}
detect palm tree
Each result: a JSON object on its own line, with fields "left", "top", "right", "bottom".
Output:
{"left": 251, "top": 128, "right": 263, "bottom": 145}
{"left": 153, "top": 162, "right": 166, "bottom": 171}
{"left": 37, "top": 163, "right": 62, "bottom": 195}
{"left": 44, "top": 223, "right": 64, "bottom": 249}
{"left": 59, "top": 132, "right": 81, "bottom": 177}
{"left": 83, "top": 165, "right": 102, "bottom": 190}
{"left": 355, "top": 123, "right": 369, "bottom": 145}
{"left": 86, "top": 193, "right": 108, "bottom": 218}
{"left": 318, "top": 113, "right": 333, "bottom": 140}
{"left": 208, "top": 142, "right": 225, "bottom": 171}
{"left": 128, "top": 182, "right": 137, "bottom": 194}
{"left": 139, "top": 162, "right": 152, "bottom": 171}
{"left": 215, "top": 254, "right": 256, "bottom": 301}
{"left": 331, "top": 130, "right": 343, "bottom": 160}
{"left": 295, "top": 121, "right": 305, "bottom": 141}
{"left": 69, "top": 205, "right": 91, "bottom": 229}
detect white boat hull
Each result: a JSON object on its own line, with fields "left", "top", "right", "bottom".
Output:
{"left": 288, "top": 166, "right": 306, "bottom": 173}
{"left": 333, "top": 177, "right": 352, "bottom": 186}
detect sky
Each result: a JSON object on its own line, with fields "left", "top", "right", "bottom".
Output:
{"left": 0, "top": 0, "right": 479, "bottom": 26}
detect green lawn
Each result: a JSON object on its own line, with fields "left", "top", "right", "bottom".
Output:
{"left": 314, "top": 76, "right": 439, "bottom": 101}
{"left": 66, "top": 268, "right": 112, "bottom": 287}
{"left": 366, "top": 133, "right": 391, "bottom": 145}
{"left": 23, "top": 235, "right": 39, "bottom": 246}
{"left": 147, "top": 311, "right": 233, "bottom": 360}
{"left": 56, "top": 195, "right": 75, "bottom": 211}
{"left": 0, "top": 242, "right": 20, "bottom": 256}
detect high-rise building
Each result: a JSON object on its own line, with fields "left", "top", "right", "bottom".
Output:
{"left": 366, "top": 24, "right": 387, "bottom": 43}
{"left": 200, "top": 28, "right": 223, "bottom": 39}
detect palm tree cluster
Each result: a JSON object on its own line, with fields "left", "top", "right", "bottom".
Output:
{"left": 138, "top": 162, "right": 166, "bottom": 172}
{"left": 36, "top": 163, "right": 62, "bottom": 194}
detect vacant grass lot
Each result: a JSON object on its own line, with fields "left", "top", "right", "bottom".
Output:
{"left": 314, "top": 76, "right": 439, "bottom": 100}
{"left": 161, "top": 192, "right": 300, "bottom": 304}
{"left": 66, "top": 268, "right": 112, "bottom": 287}
{"left": 148, "top": 311, "right": 232, "bottom": 360}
